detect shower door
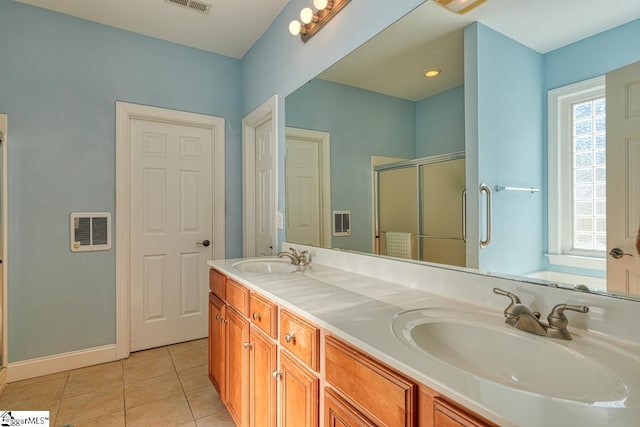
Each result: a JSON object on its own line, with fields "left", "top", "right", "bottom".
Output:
{"left": 377, "top": 166, "right": 418, "bottom": 259}
{"left": 419, "top": 158, "right": 466, "bottom": 267}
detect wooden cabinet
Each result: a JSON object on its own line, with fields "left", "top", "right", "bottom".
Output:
{"left": 208, "top": 293, "right": 227, "bottom": 402}
{"left": 419, "top": 386, "right": 494, "bottom": 427}
{"left": 227, "top": 279, "right": 250, "bottom": 316}
{"left": 249, "top": 326, "right": 277, "bottom": 427}
{"left": 325, "top": 388, "right": 376, "bottom": 427}
{"left": 250, "top": 292, "right": 278, "bottom": 339}
{"left": 227, "top": 307, "right": 250, "bottom": 427}
{"left": 280, "top": 309, "right": 320, "bottom": 372}
{"left": 325, "top": 335, "right": 416, "bottom": 427}
{"left": 209, "top": 268, "right": 495, "bottom": 427}
{"left": 209, "top": 268, "right": 226, "bottom": 299}
{"left": 279, "top": 350, "right": 319, "bottom": 427}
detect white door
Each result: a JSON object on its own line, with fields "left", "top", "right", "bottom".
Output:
{"left": 255, "top": 120, "right": 275, "bottom": 256}
{"left": 130, "top": 118, "right": 213, "bottom": 351}
{"left": 285, "top": 137, "right": 321, "bottom": 246}
{"left": 606, "top": 60, "right": 640, "bottom": 295}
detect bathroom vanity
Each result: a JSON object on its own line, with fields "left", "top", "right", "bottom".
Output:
{"left": 208, "top": 244, "right": 640, "bottom": 427}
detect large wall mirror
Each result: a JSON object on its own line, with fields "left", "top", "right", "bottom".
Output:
{"left": 284, "top": 0, "right": 640, "bottom": 301}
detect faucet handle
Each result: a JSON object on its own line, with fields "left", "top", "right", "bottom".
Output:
{"left": 493, "top": 288, "right": 522, "bottom": 304}
{"left": 289, "top": 247, "right": 299, "bottom": 257}
{"left": 298, "top": 250, "right": 311, "bottom": 266}
{"left": 547, "top": 304, "right": 589, "bottom": 329}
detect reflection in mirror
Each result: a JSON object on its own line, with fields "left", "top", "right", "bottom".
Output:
{"left": 375, "top": 153, "right": 466, "bottom": 267}
{"left": 285, "top": 0, "right": 640, "bottom": 300}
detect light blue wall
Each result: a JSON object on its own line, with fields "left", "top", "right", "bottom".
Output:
{"left": 465, "top": 23, "right": 545, "bottom": 276}
{"left": 541, "top": 18, "right": 640, "bottom": 276}
{"left": 416, "top": 85, "right": 465, "bottom": 157}
{"left": 544, "top": 19, "right": 640, "bottom": 91}
{"left": 0, "top": 1, "right": 243, "bottom": 362}
{"left": 285, "top": 79, "right": 416, "bottom": 252}
{"left": 242, "top": 0, "right": 425, "bottom": 248}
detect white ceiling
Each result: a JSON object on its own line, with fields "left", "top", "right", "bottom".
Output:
{"left": 16, "top": 0, "right": 290, "bottom": 59}
{"left": 319, "top": 0, "right": 640, "bottom": 101}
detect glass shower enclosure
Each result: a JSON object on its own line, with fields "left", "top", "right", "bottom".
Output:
{"left": 374, "top": 152, "right": 466, "bottom": 267}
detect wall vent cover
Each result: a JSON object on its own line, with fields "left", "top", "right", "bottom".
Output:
{"left": 165, "top": 0, "right": 212, "bottom": 15}
{"left": 333, "top": 210, "right": 351, "bottom": 236}
{"left": 70, "top": 212, "right": 111, "bottom": 252}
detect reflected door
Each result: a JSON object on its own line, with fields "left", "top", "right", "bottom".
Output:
{"left": 255, "top": 119, "right": 275, "bottom": 256}
{"left": 286, "top": 137, "right": 321, "bottom": 246}
{"left": 606, "top": 60, "right": 640, "bottom": 294}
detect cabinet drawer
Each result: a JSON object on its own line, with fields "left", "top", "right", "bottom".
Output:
{"left": 279, "top": 309, "right": 319, "bottom": 372}
{"left": 209, "top": 268, "right": 226, "bottom": 299}
{"left": 226, "top": 279, "right": 250, "bottom": 316}
{"left": 250, "top": 292, "right": 278, "bottom": 339}
{"left": 325, "top": 336, "right": 416, "bottom": 427}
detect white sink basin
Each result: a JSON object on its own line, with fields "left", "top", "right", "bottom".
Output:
{"left": 232, "top": 258, "right": 299, "bottom": 274}
{"left": 391, "top": 308, "right": 635, "bottom": 404}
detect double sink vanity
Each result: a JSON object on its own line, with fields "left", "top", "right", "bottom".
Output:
{"left": 207, "top": 244, "right": 640, "bottom": 426}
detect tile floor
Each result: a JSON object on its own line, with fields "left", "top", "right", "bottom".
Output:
{"left": 0, "top": 338, "right": 234, "bottom": 427}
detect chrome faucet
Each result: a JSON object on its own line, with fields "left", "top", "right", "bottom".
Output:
{"left": 277, "top": 248, "right": 311, "bottom": 266}
{"left": 493, "top": 288, "right": 589, "bottom": 340}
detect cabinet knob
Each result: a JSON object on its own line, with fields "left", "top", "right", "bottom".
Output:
{"left": 272, "top": 370, "right": 283, "bottom": 379}
{"left": 215, "top": 314, "right": 221, "bottom": 321}
{"left": 243, "top": 342, "right": 252, "bottom": 349}
{"left": 284, "top": 333, "right": 296, "bottom": 344}
{"left": 252, "top": 312, "right": 262, "bottom": 321}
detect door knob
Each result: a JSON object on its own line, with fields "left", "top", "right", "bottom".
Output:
{"left": 196, "top": 239, "right": 211, "bottom": 247}
{"left": 609, "top": 248, "right": 632, "bottom": 259}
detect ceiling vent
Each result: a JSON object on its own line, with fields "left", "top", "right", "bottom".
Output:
{"left": 165, "top": 0, "right": 212, "bottom": 15}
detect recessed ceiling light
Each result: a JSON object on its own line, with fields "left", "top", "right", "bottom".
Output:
{"left": 424, "top": 69, "right": 441, "bottom": 78}
{"left": 433, "top": 0, "right": 486, "bottom": 14}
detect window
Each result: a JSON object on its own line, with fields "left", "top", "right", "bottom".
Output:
{"left": 547, "top": 76, "right": 606, "bottom": 270}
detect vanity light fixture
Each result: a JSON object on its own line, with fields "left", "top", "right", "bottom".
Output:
{"left": 433, "top": 0, "right": 486, "bottom": 14}
{"left": 289, "top": 0, "right": 351, "bottom": 42}
{"left": 424, "top": 69, "right": 442, "bottom": 78}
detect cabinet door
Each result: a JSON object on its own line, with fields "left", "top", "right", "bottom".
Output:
{"left": 325, "top": 388, "right": 376, "bottom": 427}
{"left": 208, "top": 293, "right": 227, "bottom": 402}
{"left": 280, "top": 351, "right": 319, "bottom": 427}
{"left": 249, "top": 327, "right": 277, "bottom": 427}
{"left": 227, "top": 307, "right": 250, "bottom": 427}
{"left": 433, "top": 399, "right": 490, "bottom": 427}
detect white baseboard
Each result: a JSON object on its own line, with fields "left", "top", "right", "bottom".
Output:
{"left": 7, "top": 345, "right": 118, "bottom": 383}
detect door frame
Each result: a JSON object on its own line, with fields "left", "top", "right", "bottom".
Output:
{"left": 115, "top": 102, "right": 225, "bottom": 359}
{"left": 0, "top": 114, "right": 8, "bottom": 387}
{"left": 242, "top": 96, "right": 278, "bottom": 256}
{"left": 285, "top": 127, "right": 332, "bottom": 248}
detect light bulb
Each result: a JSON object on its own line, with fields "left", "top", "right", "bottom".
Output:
{"left": 300, "top": 7, "right": 314, "bottom": 24}
{"left": 424, "top": 69, "right": 442, "bottom": 78}
{"left": 289, "top": 20, "right": 302, "bottom": 36}
{"left": 313, "top": 0, "right": 330, "bottom": 10}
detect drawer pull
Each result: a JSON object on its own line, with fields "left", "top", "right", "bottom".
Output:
{"left": 272, "top": 370, "right": 283, "bottom": 379}
{"left": 243, "top": 342, "right": 252, "bottom": 349}
{"left": 285, "top": 333, "right": 296, "bottom": 344}
{"left": 215, "top": 314, "right": 221, "bottom": 321}
{"left": 252, "top": 312, "right": 262, "bottom": 321}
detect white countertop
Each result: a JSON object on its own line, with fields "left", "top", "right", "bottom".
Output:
{"left": 209, "top": 258, "right": 640, "bottom": 427}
